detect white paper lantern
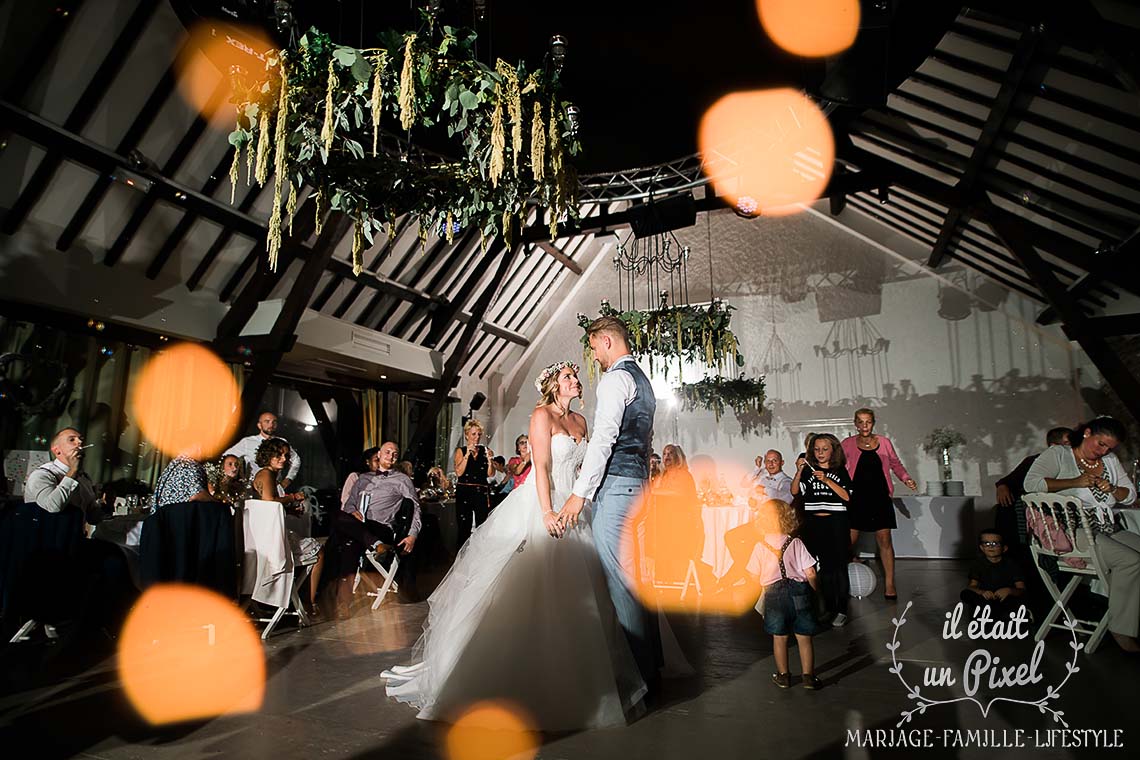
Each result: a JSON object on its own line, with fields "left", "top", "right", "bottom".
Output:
{"left": 848, "top": 562, "right": 878, "bottom": 598}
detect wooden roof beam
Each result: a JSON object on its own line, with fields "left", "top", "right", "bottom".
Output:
{"left": 536, "top": 241, "right": 583, "bottom": 275}
{"left": 985, "top": 202, "right": 1140, "bottom": 423}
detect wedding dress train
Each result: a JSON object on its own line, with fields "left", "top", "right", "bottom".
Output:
{"left": 383, "top": 434, "right": 647, "bottom": 730}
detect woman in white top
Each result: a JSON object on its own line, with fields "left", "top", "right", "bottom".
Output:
{"left": 1024, "top": 416, "right": 1139, "bottom": 652}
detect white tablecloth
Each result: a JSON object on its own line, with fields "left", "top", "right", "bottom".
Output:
{"left": 92, "top": 515, "right": 146, "bottom": 549}
{"left": 700, "top": 504, "right": 753, "bottom": 578}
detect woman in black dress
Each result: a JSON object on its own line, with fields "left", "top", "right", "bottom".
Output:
{"left": 453, "top": 418, "right": 496, "bottom": 549}
{"left": 840, "top": 408, "right": 917, "bottom": 601}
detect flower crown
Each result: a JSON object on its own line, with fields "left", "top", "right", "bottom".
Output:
{"left": 534, "top": 361, "right": 580, "bottom": 392}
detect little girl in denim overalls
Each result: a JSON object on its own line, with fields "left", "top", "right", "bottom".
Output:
{"left": 748, "top": 499, "right": 822, "bottom": 689}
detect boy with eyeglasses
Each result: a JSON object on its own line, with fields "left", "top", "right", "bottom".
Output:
{"left": 961, "top": 529, "right": 1026, "bottom": 617}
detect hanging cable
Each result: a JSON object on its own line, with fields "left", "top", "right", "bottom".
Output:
{"left": 705, "top": 211, "right": 714, "bottom": 303}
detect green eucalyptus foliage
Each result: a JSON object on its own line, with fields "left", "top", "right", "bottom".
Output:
{"left": 229, "top": 22, "right": 580, "bottom": 258}
{"left": 577, "top": 300, "right": 767, "bottom": 432}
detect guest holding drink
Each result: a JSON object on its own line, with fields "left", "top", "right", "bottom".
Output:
{"left": 840, "top": 408, "right": 917, "bottom": 601}
{"left": 341, "top": 447, "right": 381, "bottom": 512}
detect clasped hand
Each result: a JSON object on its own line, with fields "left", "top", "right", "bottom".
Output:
{"left": 543, "top": 510, "right": 564, "bottom": 539}
{"left": 1076, "top": 472, "right": 1111, "bottom": 492}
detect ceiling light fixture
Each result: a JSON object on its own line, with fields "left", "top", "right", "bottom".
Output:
{"left": 565, "top": 104, "right": 581, "bottom": 136}
{"left": 548, "top": 35, "right": 567, "bottom": 71}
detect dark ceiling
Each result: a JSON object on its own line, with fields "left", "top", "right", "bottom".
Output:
{"left": 181, "top": 0, "right": 968, "bottom": 172}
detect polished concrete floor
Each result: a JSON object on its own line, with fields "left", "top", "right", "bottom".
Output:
{"left": 1, "top": 559, "right": 1137, "bottom": 760}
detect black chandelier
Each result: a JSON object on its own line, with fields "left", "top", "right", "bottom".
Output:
{"left": 612, "top": 230, "right": 692, "bottom": 312}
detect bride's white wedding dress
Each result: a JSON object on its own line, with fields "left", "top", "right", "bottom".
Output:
{"left": 383, "top": 434, "right": 647, "bottom": 730}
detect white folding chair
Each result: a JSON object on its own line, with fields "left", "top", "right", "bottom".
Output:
{"left": 1023, "top": 493, "right": 1111, "bottom": 653}
{"left": 241, "top": 499, "right": 319, "bottom": 639}
{"left": 350, "top": 492, "right": 400, "bottom": 610}
{"left": 646, "top": 497, "right": 702, "bottom": 599}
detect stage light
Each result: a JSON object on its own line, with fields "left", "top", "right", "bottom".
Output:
{"left": 699, "top": 89, "right": 834, "bottom": 217}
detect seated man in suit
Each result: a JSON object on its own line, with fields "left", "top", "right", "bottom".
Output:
{"left": 326, "top": 441, "right": 423, "bottom": 609}
{"left": 25, "top": 427, "right": 100, "bottom": 528}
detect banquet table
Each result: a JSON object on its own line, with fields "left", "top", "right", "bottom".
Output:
{"left": 91, "top": 514, "right": 147, "bottom": 589}
{"left": 700, "top": 503, "right": 753, "bottom": 578}
{"left": 92, "top": 514, "right": 146, "bottom": 550}
{"left": 422, "top": 499, "right": 458, "bottom": 556}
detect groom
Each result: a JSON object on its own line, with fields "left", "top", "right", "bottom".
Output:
{"left": 560, "top": 316, "right": 662, "bottom": 694}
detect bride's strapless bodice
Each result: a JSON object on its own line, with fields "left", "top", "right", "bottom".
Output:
{"left": 550, "top": 434, "right": 587, "bottom": 501}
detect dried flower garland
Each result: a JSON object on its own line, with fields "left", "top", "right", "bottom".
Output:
{"left": 577, "top": 300, "right": 745, "bottom": 385}
{"left": 228, "top": 23, "right": 580, "bottom": 271}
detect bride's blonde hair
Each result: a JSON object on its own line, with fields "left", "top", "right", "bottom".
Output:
{"left": 535, "top": 361, "right": 581, "bottom": 415}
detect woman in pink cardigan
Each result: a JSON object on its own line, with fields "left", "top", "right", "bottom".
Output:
{"left": 841, "top": 408, "right": 918, "bottom": 600}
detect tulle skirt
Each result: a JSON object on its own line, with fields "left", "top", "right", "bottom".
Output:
{"left": 383, "top": 475, "right": 648, "bottom": 730}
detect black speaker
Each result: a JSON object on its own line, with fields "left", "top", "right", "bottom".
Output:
{"left": 818, "top": 0, "right": 895, "bottom": 108}
{"left": 469, "top": 392, "right": 487, "bottom": 411}
{"left": 628, "top": 194, "right": 697, "bottom": 238}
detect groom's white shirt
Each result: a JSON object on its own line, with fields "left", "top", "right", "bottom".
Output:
{"left": 572, "top": 355, "right": 640, "bottom": 501}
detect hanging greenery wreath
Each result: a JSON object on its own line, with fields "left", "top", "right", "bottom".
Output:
{"left": 576, "top": 299, "right": 744, "bottom": 384}
{"left": 228, "top": 16, "right": 580, "bottom": 273}
{"left": 676, "top": 375, "right": 768, "bottom": 434}
{"left": 577, "top": 300, "right": 769, "bottom": 433}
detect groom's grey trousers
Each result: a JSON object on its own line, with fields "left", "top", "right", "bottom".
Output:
{"left": 593, "top": 474, "right": 661, "bottom": 683}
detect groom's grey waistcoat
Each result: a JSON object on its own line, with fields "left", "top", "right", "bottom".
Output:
{"left": 604, "top": 360, "right": 655, "bottom": 482}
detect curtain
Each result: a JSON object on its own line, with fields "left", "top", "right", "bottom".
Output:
{"left": 116, "top": 347, "right": 171, "bottom": 491}
{"left": 230, "top": 362, "right": 245, "bottom": 397}
{"left": 434, "top": 402, "right": 453, "bottom": 470}
{"left": 362, "top": 388, "right": 382, "bottom": 449}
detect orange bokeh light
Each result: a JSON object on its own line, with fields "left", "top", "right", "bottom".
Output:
{"left": 130, "top": 342, "right": 239, "bottom": 459}
{"left": 175, "top": 20, "right": 275, "bottom": 122}
{"left": 118, "top": 585, "right": 265, "bottom": 725}
{"left": 627, "top": 459, "right": 763, "bottom": 615}
{"left": 445, "top": 701, "right": 539, "bottom": 760}
{"left": 698, "top": 88, "right": 834, "bottom": 217}
{"left": 757, "top": 0, "right": 860, "bottom": 57}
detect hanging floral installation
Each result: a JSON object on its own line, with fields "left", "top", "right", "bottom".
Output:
{"left": 227, "top": 18, "right": 580, "bottom": 273}
{"left": 576, "top": 299, "right": 744, "bottom": 384}
{"left": 676, "top": 375, "right": 768, "bottom": 435}
{"left": 577, "top": 298, "right": 770, "bottom": 433}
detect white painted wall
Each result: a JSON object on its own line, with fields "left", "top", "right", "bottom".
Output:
{"left": 488, "top": 207, "right": 1099, "bottom": 514}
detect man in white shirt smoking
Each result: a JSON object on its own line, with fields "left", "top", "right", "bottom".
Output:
{"left": 224, "top": 411, "right": 300, "bottom": 487}
{"left": 25, "top": 427, "right": 99, "bottom": 523}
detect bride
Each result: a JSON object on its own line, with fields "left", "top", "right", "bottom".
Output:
{"left": 382, "top": 361, "right": 647, "bottom": 730}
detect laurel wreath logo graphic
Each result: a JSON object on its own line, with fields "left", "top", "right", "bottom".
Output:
{"left": 887, "top": 601, "right": 1082, "bottom": 728}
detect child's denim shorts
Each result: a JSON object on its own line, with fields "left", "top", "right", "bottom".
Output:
{"left": 762, "top": 578, "right": 819, "bottom": 636}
